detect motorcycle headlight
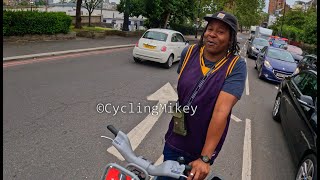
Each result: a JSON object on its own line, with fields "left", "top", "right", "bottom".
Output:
{"left": 264, "top": 60, "right": 272, "bottom": 69}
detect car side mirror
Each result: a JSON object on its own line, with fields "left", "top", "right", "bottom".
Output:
{"left": 298, "top": 95, "right": 315, "bottom": 109}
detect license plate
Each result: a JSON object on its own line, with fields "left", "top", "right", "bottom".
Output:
{"left": 276, "top": 73, "right": 287, "bottom": 78}
{"left": 143, "top": 44, "right": 156, "bottom": 49}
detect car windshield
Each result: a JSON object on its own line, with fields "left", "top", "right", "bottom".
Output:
{"left": 267, "top": 48, "right": 295, "bottom": 62}
{"left": 287, "top": 46, "right": 303, "bottom": 55}
{"left": 274, "top": 39, "right": 287, "bottom": 45}
{"left": 143, "top": 31, "right": 168, "bottom": 42}
{"left": 253, "top": 39, "right": 269, "bottom": 46}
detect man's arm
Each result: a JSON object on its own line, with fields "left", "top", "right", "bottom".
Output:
{"left": 177, "top": 46, "right": 189, "bottom": 74}
{"left": 201, "top": 91, "right": 238, "bottom": 158}
{"left": 188, "top": 91, "right": 238, "bottom": 180}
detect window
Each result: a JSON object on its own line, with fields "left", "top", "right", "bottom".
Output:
{"left": 293, "top": 72, "right": 317, "bottom": 101}
{"left": 267, "top": 48, "right": 295, "bottom": 62}
{"left": 176, "top": 34, "right": 185, "bottom": 42}
{"left": 143, "top": 31, "right": 168, "bottom": 42}
{"left": 171, "top": 34, "right": 178, "bottom": 42}
{"left": 293, "top": 72, "right": 317, "bottom": 120}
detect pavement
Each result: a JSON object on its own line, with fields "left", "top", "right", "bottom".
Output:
{"left": 3, "top": 35, "right": 201, "bottom": 62}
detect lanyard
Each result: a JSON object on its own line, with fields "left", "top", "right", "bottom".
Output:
{"left": 184, "top": 48, "right": 230, "bottom": 107}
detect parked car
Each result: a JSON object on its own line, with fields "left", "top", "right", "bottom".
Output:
{"left": 132, "top": 28, "right": 189, "bottom": 68}
{"left": 286, "top": 45, "right": 304, "bottom": 63}
{"left": 246, "top": 37, "right": 270, "bottom": 59}
{"left": 294, "top": 54, "right": 317, "bottom": 74}
{"left": 255, "top": 46, "right": 297, "bottom": 83}
{"left": 272, "top": 69, "right": 317, "bottom": 180}
{"left": 270, "top": 38, "right": 288, "bottom": 49}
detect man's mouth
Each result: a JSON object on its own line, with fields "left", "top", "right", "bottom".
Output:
{"left": 206, "top": 40, "right": 217, "bottom": 46}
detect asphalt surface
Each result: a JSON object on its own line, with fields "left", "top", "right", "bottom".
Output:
{"left": 4, "top": 33, "right": 295, "bottom": 180}
{"left": 3, "top": 35, "right": 198, "bottom": 59}
{"left": 3, "top": 36, "right": 140, "bottom": 58}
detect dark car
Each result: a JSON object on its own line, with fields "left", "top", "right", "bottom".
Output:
{"left": 294, "top": 54, "right": 317, "bottom": 74}
{"left": 255, "top": 46, "right": 297, "bottom": 83}
{"left": 272, "top": 69, "right": 317, "bottom": 180}
{"left": 246, "top": 37, "right": 270, "bottom": 59}
{"left": 286, "top": 45, "right": 304, "bottom": 63}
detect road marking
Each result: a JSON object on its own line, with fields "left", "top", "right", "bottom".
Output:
{"left": 3, "top": 47, "right": 133, "bottom": 68}
{"left": 242, "top": 118, "right": 252, "bottom": 180}
{"left": 3, "top": 44, "right": 135, "bottom": 61}
{"left": 246, "top": 67, "right": 250, "bottom": 95}
{"left": 154, "top": 155, "right": 164, "bottom": 166}
{"left": 107, "top": 83, "right": 178, "bottom": 161}
{"left": 231, "top": 114, "right": 242, "bottom": 122}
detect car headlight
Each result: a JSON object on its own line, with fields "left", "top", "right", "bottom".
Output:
{"left": 293, "top": 67, "right": 300, "bottom": 75}
{"left": 264, "top": 60, "right": 272, "bottom": 69}
{"left": 251, "top": 47, "right": 255, "bottom": 50}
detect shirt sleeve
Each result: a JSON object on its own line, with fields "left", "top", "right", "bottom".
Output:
{"left": 177, "top": 46, "right": 190, "bottom": 74}
{"left": 222, "top": 57, "right": 247, "bottom": 100}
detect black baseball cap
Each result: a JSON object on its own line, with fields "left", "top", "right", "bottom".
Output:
{"left": 204, "top": 11, "right": 238, "bottom": 33}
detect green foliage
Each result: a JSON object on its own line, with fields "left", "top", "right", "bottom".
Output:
{"left": 117, "top": 0, "right": 144, "bottom": 18}
{"left": 18, "top": 1, "right": 29, "bottom": 6}
{"left": 269, "top": 8, "right": 317, "bottom": 45}
{"left": 117, "top": 0, "right": 194, "bottom": 28}
{"left": 170, "top": 23, "right": 195, "bottom": 35}
{"left": 3, "top": 10, "right": 72, "bottom": 36}
{"left": 35, "top": 0, "right": 46, "bottom": 6}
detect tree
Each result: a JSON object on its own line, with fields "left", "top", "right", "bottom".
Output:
{"left": 75, "top": 0, "right": 82, "bottom": 29}
{"left": 117, "top": 0, "right": 145, "bottom": 31}
{"left": 82, "top": 0, "right": 103, "bottom": 27}
{"left": 269, "top": 8, "right": 317, "bottom": 45}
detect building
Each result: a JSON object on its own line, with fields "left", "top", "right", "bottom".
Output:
{"left": 268, "top": 0, "right": 286, "bottom": 14}
{"left": 292, "top": 0, "right": 317, "bottom": 11}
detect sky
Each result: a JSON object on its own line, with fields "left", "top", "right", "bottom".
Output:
{"left": 263, "top": 0, "right": 310, "bottom": 12}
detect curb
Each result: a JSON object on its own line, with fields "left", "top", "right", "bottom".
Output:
{"left": 3, "top": 44, "right": 135, "bottom": 62}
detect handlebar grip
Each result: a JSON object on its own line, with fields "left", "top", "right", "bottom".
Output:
{"left": 107, "top": 125, "right": 119, "bottom": 136}
{"left": 184, "top": 165, "right": 192, "bottom": 172}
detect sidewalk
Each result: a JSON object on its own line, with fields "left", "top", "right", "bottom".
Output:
{"left": 3, "top": 35, "right": 200, "bottom": 61}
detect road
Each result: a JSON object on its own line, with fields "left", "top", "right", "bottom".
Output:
{"left": 3, "top": 33, "right": 295, "bottom": 180}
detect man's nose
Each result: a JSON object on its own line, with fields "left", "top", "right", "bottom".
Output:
{"left": 208, "top": 31, "right": 217, "bottom": 37}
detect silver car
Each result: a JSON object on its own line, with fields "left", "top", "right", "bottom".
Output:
{"left": 247, "top": 38, "right": 270, "bottom": 59}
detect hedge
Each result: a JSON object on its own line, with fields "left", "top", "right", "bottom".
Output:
{"left": 169, "top": 23, "right": 196, "bottom": 35}
{"left": 3, "top": 10, "right": 72, "bottom": 36}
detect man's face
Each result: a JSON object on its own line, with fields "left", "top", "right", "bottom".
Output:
{"left": 203, "top": 19, "right": 231, "bottom": 55}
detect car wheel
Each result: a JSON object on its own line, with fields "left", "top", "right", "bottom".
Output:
{"left": 272, "top": 94, "right": 281, "bottom": 121}
{"left": 164, "top": 55, "right": 173, "bottom": 69}
{"left": 133, "top": 57, "right": 142, "bottom": 63}
{"left": 295, "top": 154, "right": 317, "bottom": 180}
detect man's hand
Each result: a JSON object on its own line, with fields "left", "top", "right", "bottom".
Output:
{"left": 187, "top": 159, "right": 210, "bottom": 180}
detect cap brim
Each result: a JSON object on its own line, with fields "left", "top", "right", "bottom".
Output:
{"left": 203, "top": 16, "right": 237, "bottom": 32}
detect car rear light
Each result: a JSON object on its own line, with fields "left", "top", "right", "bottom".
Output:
{"left": 161, "top": 46, "right": 167, "bottom": 52}
{"left": 135, "top": 41, "right": 139, "bottom": 47}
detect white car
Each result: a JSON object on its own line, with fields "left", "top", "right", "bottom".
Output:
{"left": 132, "top": 28, "right": 189, "bottom": 68}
